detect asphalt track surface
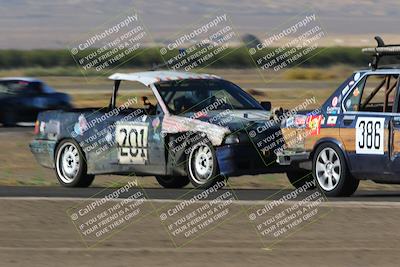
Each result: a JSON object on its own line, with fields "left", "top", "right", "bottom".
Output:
{"left": 2, "top": 126, "right": 400, "bottom": 202}
{"left": 1, "top": 186, "right": 400, "bottom": 201}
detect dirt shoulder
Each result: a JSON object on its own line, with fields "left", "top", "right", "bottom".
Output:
{"left": 0, "top": 199, "right": 399, "bottom": 267}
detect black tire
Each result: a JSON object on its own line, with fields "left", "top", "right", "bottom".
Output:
{"left": 1, "top": 111, "right": 17, "bottom": 127}
{"left": 155, "top": 176, "right": 190, "bottom": 188}
{"left": 55, "top": 139, "right": 95, "bottom": 187}
{"left": 312, "top": 143, "right": 359, "bottom": 197}
{"left": 186, "top": 137, "right": 224, "bottom": 189}
{"left": 286, "top": 170, "right": 316, "bottom": 190}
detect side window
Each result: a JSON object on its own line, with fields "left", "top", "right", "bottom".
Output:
{"left": 344, "top": 74, "right": 399, "bottom": 113}
{"left": 117, "top": 81, "right": 142, "bottom": 109}
{"left": 116, "top": 81, "right": 159, "bottom": 115}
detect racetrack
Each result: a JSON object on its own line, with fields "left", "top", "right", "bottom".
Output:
{"left": 2, "top": 125, "right": 400, "bottom": 266}
{"left": 2, "top": 186, "right": 400, "bottom": 202}
{"left": 1, "top": 195, "right": 400, "bottom": 267}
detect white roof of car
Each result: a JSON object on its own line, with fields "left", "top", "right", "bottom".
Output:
{"left": 108, "top": 71, "right": 221, "bottom": 86}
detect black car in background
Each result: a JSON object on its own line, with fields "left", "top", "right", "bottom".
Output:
{"left": 0, "top": 78, "right": 72, "bottom": 126}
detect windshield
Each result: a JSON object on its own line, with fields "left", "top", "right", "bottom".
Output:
{"left": 155, "top": 79, "right": 263, "bottom": 115}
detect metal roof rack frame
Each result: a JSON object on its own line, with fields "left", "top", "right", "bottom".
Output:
{"left": 362, "top": 36, "right": 400, "bottom": 70}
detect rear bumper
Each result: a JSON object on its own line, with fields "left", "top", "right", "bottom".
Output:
{"left": 29, "top": 140, "right": 56, "bottom": 168}
{"left": 276, "top": 150, "right": 310, "bottom": 165}
{"left": 215, "top": 143, "right": 289, "bottom": 177}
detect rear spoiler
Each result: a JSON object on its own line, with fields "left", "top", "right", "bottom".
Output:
{"left": 362, "top": 36, "right": 400, "bottom": 70}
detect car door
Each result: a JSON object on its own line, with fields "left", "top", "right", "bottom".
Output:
{"left": 340, "top": 72, "right": 399, "bottom": 178}
{"left": 106, "top": 84, "right": 167, "bottom": 176}
{"left": 111, "top": 110, "right": 166, "bottom": 175}
{"left": 388, "top": 95, "right": 400, "bottom": 174}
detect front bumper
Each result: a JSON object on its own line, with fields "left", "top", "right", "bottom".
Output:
{"left": 29, "top": 140, "right": 56, "bottom": 168}
{"left": 215, "top": 143, "right": 289, "bottom": 177}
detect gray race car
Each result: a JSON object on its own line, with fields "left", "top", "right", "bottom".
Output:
{"left": 30, "top": 71, "right": 303, "bottom": 189}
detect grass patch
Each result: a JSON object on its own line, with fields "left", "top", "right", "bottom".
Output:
{"left": 283, "top": 65, "right": 353, "bottom": 80}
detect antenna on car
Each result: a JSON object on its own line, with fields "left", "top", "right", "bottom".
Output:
{"left": 362, "top": 36, "right": 400, "bottom": 70}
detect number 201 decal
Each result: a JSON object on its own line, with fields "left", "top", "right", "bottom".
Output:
{"left": 356, "top": 117, "right": 385, "bottom": 155}
{"left": 116, "top": 122, "right": 148, "bottom": 164}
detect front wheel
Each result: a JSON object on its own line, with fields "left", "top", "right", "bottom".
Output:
{"left": 155, "top": 176, "right": 190, "bottom": 188}
{"left": 286, "top": 170, "right": 316, "bottom": 190}
{"left": 186, "top": 138, "right": 224, "bottom": 189}
{"left": 312, "top": 143, "right": 359, "bottom": 197}
{"left": 55, "top": 139, "right": 95, "bottom": 187}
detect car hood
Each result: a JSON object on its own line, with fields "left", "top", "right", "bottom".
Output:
{"left": 161, "top": 110, "right": 275, "bottom": 146}
{"left": 181, "top": 109, "right": 273, "bottom": 131}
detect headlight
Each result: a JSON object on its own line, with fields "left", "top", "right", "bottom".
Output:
{"left": 224, "top": 134, "right": 240, "bottom": 144}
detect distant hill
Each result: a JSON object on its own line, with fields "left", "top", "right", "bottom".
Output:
{"left": 0, "top": 0, "right": 399, "bottom": 49}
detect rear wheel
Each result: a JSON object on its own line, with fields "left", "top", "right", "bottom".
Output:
{"left": 155, "top": 176, "right": 190, "bottom": 188}
{"left": 1, "top": 111, "right": 17, "bottom": 127}
{"left": 312, "top": 143, "right": 359, "bottom": 197}
{"left": 286, "top": 170, "right": 315, "bottom": 189}
{"left": 55, "top": 139, "right": 95, "bottom": 187}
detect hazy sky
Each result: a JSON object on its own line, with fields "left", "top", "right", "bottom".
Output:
{"left": 0, "top": 0, "right": 399, "bottom": 49}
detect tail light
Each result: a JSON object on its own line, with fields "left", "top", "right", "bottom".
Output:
{"left": 34, "top": 120, "right": 39, "bottom": 134}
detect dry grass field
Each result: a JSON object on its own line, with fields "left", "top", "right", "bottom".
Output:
{"left": 1, "top": 67, "right": 400, "bottom": 190}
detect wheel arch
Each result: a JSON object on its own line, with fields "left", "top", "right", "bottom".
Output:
{"left": 164, "top": 130, "right": 213, "bottom": 176}
{"left": 311, "top": 137, "right": 351, "bottom": 167}
{"left": 53, "top": 137, "right": 89, "bottom": 167}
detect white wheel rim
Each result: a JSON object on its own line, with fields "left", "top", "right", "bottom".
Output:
{"left": 56, "top": 142, "right": 80, "bottom": 184}
{"left": 315, "top": 147, "right": 341, "bottom": 191}
{"left": 189, "top": 143, "right": 214, "bottom": 184}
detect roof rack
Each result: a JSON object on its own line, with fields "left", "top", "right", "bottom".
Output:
{"left": 362, "top": 36, "right": 400, "bottom": 70}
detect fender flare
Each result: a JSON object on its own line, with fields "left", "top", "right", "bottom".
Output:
{"left": 312, "top": 137, "right": 352, "bottom": 170}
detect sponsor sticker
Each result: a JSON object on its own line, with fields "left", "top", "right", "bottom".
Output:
{"left": 326, "top": 106, "right": 341, "bottom": 115}
{"left": 346, "top": 99, "right": 352, "bottom": 109}
{"left": 306, "top": 115, "right": 323, "bottom": 136}
{"left": 39, "top": 121, "right": 46, "bottom": 133}
{"left": 74, "top": 114, "right": 89, "bottom": 136}
{"left": 45, "top": 120, "right": 60, "bottom": 135}
{"left": 354, "top": 72, "right": 361, "bottom": 81}
{"left": 353, "top": 87, "right": 360, "bottom": 97}
{"left": 294, "top": 115, "right": 307, "bottom": 127}
{"left": 342, "top": 85, "right": 350, "bottom": 96}
{"left": 326, "top": 116, "right": 338, "bottom": 126}
{"left": 331, "top": 96, "right": 338, "bottom": 107}
{"left": 286, "top": 116, "right": 295, "bottom": 127}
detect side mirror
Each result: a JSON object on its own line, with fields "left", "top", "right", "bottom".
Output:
{"left": 142, "top": 96, "right": 149, "bottom": 104}
{"left": 260, "top": 101, "right": 272, "bottom": 111}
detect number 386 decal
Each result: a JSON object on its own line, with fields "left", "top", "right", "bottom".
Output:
{"left": 116, "top": 122, "right": 148, "bottom": 164}
{"left": 356, "top": 117, "right": 385, "bottom": 155}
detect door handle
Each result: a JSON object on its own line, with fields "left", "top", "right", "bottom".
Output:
{"left": 343, "top": 115, "right": 355, "bottom": 126}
